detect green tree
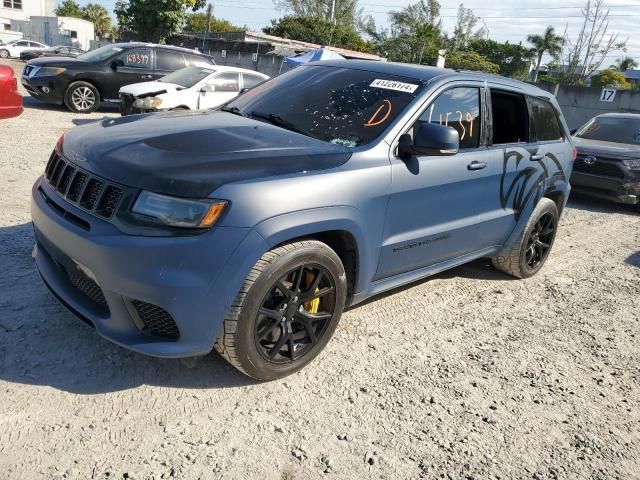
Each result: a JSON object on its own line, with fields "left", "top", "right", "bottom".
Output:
{"left": 612, "top": 56, "right": 638, "bottom": 72}
{"left": 445, "top": 49, "right": 499, "bottom": 73}
{"left": 263, "top": 15, "right": 372, "bottom": 52}
{"left": 82, "top": 3, "right": 112, "bottom": 38}
{"left": 449, "top": 4, "right": 485, "bottom": 50}
{"left": 115, "top": 0, "right": 206, "bottom": 43}
{"left": 55, "top": 0, "right": 83, "bottom": 18}
{"left": 184, "top": 12, "right": 241, "bottom": 33}
{"left": 274, "top": 0, "right": 359, "bottom": 28}
{"left": 592, "top": 68, "right": 632, "bottom": 89}
{"left": 466, "top": 39, "right": 534, "bottom": 78}
{"left": 527, "top": 26, "right": 563, "bottom": 82}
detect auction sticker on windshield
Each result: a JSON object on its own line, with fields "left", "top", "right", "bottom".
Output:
{"left": 370, "top": 79, "right": 419, "bottom": 93}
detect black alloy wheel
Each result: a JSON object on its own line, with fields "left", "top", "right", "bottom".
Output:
{"left": 254, "top": 264, "right": 336, "bottom": 363}
{"left": 524, "top": 212, "right": 555, "bottom": 269}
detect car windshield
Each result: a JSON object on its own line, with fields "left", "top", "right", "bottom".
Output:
{"left": 160, "top": 67, "right": 215, "bottom": 88}
{"left": 575, "top": 116, "right": 640, "bottom": 145}
{"left": 225, "top": 65, "right": 425, "bottom": 147}
{"left": 77, "top": 45, "right": 123, "bottom": 62}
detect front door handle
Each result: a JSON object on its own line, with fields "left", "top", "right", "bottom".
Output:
{"left": 467, "top": 161, "right": 487, "bottom": 171}
{"left": 530, "top": 154, "right": 545, "bottom": 161}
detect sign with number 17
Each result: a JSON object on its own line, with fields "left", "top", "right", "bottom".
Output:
{"left": 600, "top": 88, "right": 616, "bottom": 102}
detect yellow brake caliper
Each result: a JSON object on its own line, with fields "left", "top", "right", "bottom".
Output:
{"left": 303, "top": 270, "right": 320, "bottom": 314}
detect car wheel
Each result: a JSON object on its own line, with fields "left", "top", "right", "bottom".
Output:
{"left": 0, "top": 49, "right": 9, "bottom": 59}
{"left": 215, "top": 240, "right": 347, "bottom": 381}
{"left": 492, "top": 197, "right": 559, "bottom": 279}
{"left": 64, "top": 81, "right": 100, "bottom": 113}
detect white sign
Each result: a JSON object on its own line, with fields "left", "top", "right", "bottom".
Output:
{"left": 600, "top": 88, "right": 616, "bottom": 102}
{"left": 370, "top": 79, "right": 419, "bottom": 93}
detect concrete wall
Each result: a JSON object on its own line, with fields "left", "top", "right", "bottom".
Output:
{"left": 538, "top": 83, "right": 640, "bottom": 129}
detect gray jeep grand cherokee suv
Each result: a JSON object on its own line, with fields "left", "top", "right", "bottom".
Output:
{"left": 32, "top": 60, "right": 575, "bottom": 380}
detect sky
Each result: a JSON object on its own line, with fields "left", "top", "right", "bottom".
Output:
{"left": 83, "top": 0, "right": 640, "bottom": 64}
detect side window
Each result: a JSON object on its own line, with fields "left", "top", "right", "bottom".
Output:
{"left": 415, "top": 86, "right": 481, "bottom": 149}
{"left": 490, "top": 90, "right": 530, "bottom": 145}
{"left": 119, "top": 48, "right": 152, "bottom": 69}
{"left": 156, "top": 49, "right": 186, "bottom": 71}
{"left": 243, "top": 73, "right": 265, "bottom": 89}
{"left": 529, "top": 97, "right": 563, "bottom": 142}
{"left": 184, "top": 53, "right": 211, "bottom": 67}
{"left": 59, "top": 47, "right": 69, "bottom": 54}
{"left": 208, "top": 72, "right": 239, "bottom": 92}
{"left": 16, "top": 41, "right": 29, "bottom": 47}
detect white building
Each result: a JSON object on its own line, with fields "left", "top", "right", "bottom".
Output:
{"left": 1, "top": 0, "right": 54, "bottom": 42}
{"left": 11, "top": 15, "right": 95, "bottom": 50}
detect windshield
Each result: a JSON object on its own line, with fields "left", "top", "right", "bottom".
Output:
{"left": 77, "top": 45, "right": 123, "bottom": 62}
{"left": 226, "top": 65, "right": 425, "bottom": 147}
{"left": 161, "top": 66, "right": 215, "bottom": 88}
{"left": 575, "top": 116, "right": 640, "bottom": 145}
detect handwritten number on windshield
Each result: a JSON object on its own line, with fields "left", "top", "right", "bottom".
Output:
{"left": 364, "top": 100, "right": 392, "bottom": 128}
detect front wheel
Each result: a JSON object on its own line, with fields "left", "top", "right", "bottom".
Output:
{"left": 64, "top": 81, "right": 100, "bottom": 113}
{"left": 492, "top": 197, "right": 559, "bottom": 278}
{"left": 215, "top": 240, "right": 347, "bottom": 381}
{"left": 0, "top": 49, "right": 9, "bottom": 59}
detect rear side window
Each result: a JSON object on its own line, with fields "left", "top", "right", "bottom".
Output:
{"left": 530, "top": 97, "right": 563, "bottom": 141}
{"left": 416, "top": 87, "right": 481, "bottom": 149}
{"left": 156, "top": 49, "right": 186, "bottom": 71}
{"left": 490, "top": 90, "right": 529, "bottom": 145}
{"left": 184, "top": 53, "right": 212, "bottom": 67}
{"left": 119, "top": 48, "right": 151, "bottom": 68}
{"left": 243, "top": 73, "right": 265, "bottom": 89}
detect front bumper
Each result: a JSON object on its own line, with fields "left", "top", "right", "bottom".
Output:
{"left": 31, "top": 177, "right": 267, "bottom": 357}
{"left": 570, "top": 171, "right": 640, "bottom": 205}
{"left": 21, "top": 75, "right": 65, "bottom": 104}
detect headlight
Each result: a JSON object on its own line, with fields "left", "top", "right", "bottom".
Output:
{"left": 622, "top": 159, "right": 640, "bottom": 170}
{"left": 133, "top": 97, "right": 163, "bottom": 109}
{"left": 32, "top": 67, "right": 66, "bottom": 77}
{"left": 132, "top": 191, "right": 226, "bottom": 228}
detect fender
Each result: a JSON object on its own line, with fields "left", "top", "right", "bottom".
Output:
{"left": 254, "top": 206, "right": 375, "bottom": 297}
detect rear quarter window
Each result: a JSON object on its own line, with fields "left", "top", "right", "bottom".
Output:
{"left": 530, "top": 97, "right": 563, "bottom": 142}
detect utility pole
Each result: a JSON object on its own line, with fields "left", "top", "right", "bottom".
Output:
{"left": 202, "top": 3, "right": 213, "bottom": 51}
{"left": 330, "top": 0, "right": 336, "bottom": 25}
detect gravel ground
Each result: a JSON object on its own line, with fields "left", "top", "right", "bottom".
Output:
{"left": 1, "top": 59, "right": 639, "bottom": 480}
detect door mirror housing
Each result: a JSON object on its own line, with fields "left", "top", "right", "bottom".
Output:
{"left": 398, "top": 122, "right": 459, "bottom": 158}
{"left": 239, "top": 87, "right": 251, "bottom": 95}
{"left": 201, "top": 84, "right": 215, "bottom": 93}
{"left": 570, "top": 128, "right": 578, "bottom": 135}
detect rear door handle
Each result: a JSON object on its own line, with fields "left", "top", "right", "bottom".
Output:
{"left": 467, "top": 161, "right": 487, "bottom": 171}
{"left": 531, "top": 154, "right": 545, "bottom": 161}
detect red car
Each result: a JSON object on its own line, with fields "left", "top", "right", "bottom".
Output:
{"left": 0, "top": 64, "right": 23, "bottom": 119}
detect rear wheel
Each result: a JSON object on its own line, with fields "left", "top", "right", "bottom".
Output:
{"left": 492, "top": 198, "right": 559, "bottom": 278}
{"left": 64, "top": 81, "right": 100, "bottom": 113}
{"left": 215, "top": 240, "right": 347, "bottom": 381}
{"left": 0, "top": 49, "right": 9, "bottom": 59}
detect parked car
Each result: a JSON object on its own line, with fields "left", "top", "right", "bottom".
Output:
{"left": 119, "top": 66, "right": 269, "bottom": 115}
{"left": 21, "top": 42, "right": 215, "bottom": 113}
{"left": 0, "top": 64, "right": 22, "bottom": 119}
{"left": 31, "top": 61, "right": 574, "bottom": 380}
{"left": 570, "top": 114, "right": 640, "bottom": 209}
{"left": 0, "top": 39, "right": 48, "bottom": 59}
{"left": 20, "top": 45, "right": 84, "bottom": 61}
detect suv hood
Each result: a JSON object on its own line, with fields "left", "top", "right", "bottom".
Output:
{"left": 573, "top": 137, "right": 640, "bottom": 159}
{"left": 27, "top": 56, "right": 85, "bottom": 67}
{"left": 60, "top": 110, "right": 352, "bottom": 197}
{"left": 119, "top": 81, "right": 181, "bottom": 97}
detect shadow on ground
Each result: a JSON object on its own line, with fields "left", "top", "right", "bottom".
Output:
{"left": 626, "top": 251, "right": 640, "bottom": 268}
{"left": 22, "top": 95, "right": 120, "bottom": 115}
{"left": 0, "top": 222, "right": 255, "bottom": 395}
{"left": 567, "top": 193, "right": 639, "bottom": 216}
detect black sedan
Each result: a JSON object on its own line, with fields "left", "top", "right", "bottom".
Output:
{"left": 571, "top": 113, "right": 640, "bottom": 209}
{"left": 20, "top": 45, "right": 84, "bottom": 61}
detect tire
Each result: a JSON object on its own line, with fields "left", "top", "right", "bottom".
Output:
{"left": 0, "top": 49, "right": 9, "bottom": 59}
{"left": 215, "top": 240, "right": 347, "bottom": 381}
{"left": 492, "top": 197, "right": 559, "bottom": 279}
{"left": 64, "top": 81, "right": 100, "bottom": 113}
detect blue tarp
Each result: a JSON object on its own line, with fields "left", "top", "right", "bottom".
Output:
{"left": 284, "top": 48, "right": 345, "bottom": 67}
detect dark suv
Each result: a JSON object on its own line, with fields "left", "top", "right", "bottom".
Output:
{"left": 21, "top": 42, "right": 215, "bottom": 113}
{"left": 31, "top": 61, "right": 574, "bottom": 380}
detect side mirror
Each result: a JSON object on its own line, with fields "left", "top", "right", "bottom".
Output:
{"left": 110, "top": 59, "right": 124, "bottom": 70}
{"left": 239, "top": 87, "right": 251, "bottom": 95}
{"left": 570, "top": 128, "right": 577, "bottom": 135}
{"left": 398, "top": 122, "right": 459, "bottom": 158}
{"left": 201, "top": 84, "right": 215, "bottom": 93}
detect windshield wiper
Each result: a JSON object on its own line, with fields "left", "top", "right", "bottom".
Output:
{"left": 249, "top": 111, "right": 310, "bottom": 137}
{"left": 220, "top": 105, "right": 249, "bottom": 117}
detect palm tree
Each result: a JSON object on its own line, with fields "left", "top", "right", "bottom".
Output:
{"left": 527, "top": 26, "right": 563, "bottom": 82}
{"left": 82, "top": 3, "right": 112, "bottom": 39}
{"left": 612, "top": 56, "right": 638, "bottom": 72}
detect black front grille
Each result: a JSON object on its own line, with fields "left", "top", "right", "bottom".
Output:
{"left": 44, "top": 151, "right": 126, "bottom": 220}
{"left": 574, "top": 156, "right": 626, "bottom": 179}
{"left": 132, "top": 300, "right": 180, "bottom": 340}
{"left": 61, "top": 264, "right": 108, "bottom": 308}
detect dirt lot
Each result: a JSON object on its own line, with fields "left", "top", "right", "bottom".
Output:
{"left": 0, "top": 59, "right": 639, "bottom": 480}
